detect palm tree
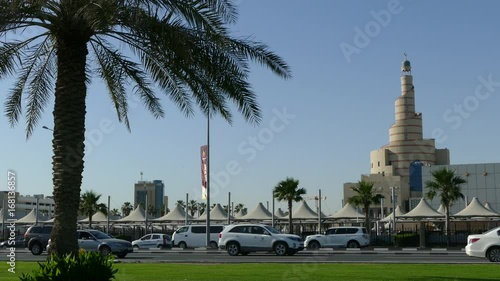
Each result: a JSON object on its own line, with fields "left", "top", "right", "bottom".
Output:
{"left": 198, "top": 202, "right": 207, "bottom": 216}
{"left": 79, "top": 190, "right": 107, "bottom": 229}
{"left": 159, "top": 204, "right": 167, "bottom": 216}
{"left": 121, "top": 202, "right": 133, "bottom": 217}
{"left": 234, "top": 203, "right": 247, "bottom": 216}
{"left": 1, "top": 1, "right": 290, "bottom": 256}
{"left": 147, "top": 205, "right": 157, "bottom": 217}
{"left": 273, "top": 177, "right": 306, "bottom": 234}
{"left": 347, "top": 180, "right": 384, "bottom": 232}
{"left": 188, "top": 200, "right": 198, "bottom": 217}
{"left": 110, "top": 208, "right": 121, "bottom": 217}
{"left": 425, "top": 167, "right": 466, "bottom": 247}
{"left": 176, "top": 200, "right": 186, "bottom": 208}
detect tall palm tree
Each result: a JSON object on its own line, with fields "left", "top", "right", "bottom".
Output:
{"left": 188, "top": 200, "right": 198, "bottom": 217}
{"left": 79, "top": 190, "right": 107, "bottom": 229}
{"left": 347, "top": 180, "right": 384, "bottom": 232}
{"left": 234, "top": 203, "right": 245, "bottom": 214}
{"left": 121, "top": 202, "right": 133, "bottom": 217}
{"left": 425, "top": 167, "right": 466, "bottom": 247}
{"left": 273, "top": 177, "right": 306, "bottom": 234}
{"left": 1, "top": 1, "right": 290, "bottom": 256}
{"left": 197, "top": 202, "right": 207, "bottom": 216}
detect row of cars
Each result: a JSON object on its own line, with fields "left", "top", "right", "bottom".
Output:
{"left": 4, "top": 224, "right": 499, "bottom": 262}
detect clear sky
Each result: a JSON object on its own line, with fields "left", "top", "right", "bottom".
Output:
{"left": 2, "top": 0, "right": 500, "bottom": 215}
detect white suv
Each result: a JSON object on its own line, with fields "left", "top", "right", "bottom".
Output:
{"left": 218, "top": 224, "right": 304, "bottom": 256}
{"left": 304, "top": 227, "right": 370, "bottom": 249}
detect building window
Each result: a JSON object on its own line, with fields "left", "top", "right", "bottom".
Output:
{"left": 378, "top": 161, "right": 380, "bottom": 167}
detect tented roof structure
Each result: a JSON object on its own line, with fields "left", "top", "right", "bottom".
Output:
{"left": 15, "top": 208, "right": 48, "bottom": 224}
{"left": 329, "top": 203, "right": 364, "bottom": 220}
{"left": 399, "top": 198, "right": 444, "bottom": 219}
{"left": 436, "top": 205, "right": 446, "bottom": 215}
{"left": 275, "top": 208, "right": 287, "bottom": 219}
{"left": 453, "top": 197, "right": 500, "bottom": 218}
{"left": 154, "top": 204, "right": 193, "bottom": 222}
{"left": 79, "top": 211, "right": 120, "bottom": 223}
{"left": 484, "top": 202, "right": 497, "bottom": 213}
{"left": 196, "top": 203, "right": 232, "bottom": 221}
{"left": 380, "top": 206, "right": 406, "bottom": 222}
{"left": 115, "top": 205, "right": 154, "bottom": 223}
{"left": 291, "top": 201, "right": 326, "bottom": 220}
{"left": 239, "top": 202, "right": 272, "bottom": 221}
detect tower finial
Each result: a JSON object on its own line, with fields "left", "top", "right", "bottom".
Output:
{"left": 401, "top": 53, "right": 411, "bottom": 74}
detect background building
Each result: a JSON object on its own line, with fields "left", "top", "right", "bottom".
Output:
{"left": 0, "top": 192, "right": 55, "bottom": 219}
{"left": 134, "top": 180, "right": 165, "bottom": 217}
{"left": 344, "top": 56, "right": 450, "bottom": 217}
{"left": 422, "top": 163, "right": 500, "bottom": 214}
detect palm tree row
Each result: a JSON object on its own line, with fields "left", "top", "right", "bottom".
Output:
{"left": 1, "top": 0, "right": 290, "bottom": 256}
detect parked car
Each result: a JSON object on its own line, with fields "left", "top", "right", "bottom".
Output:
{"left": 172, "top": 224, "right": 224, "bottom": 249}
{"left": 304, "top": 226, "right": 370, "bottom": 249}
{"left": 0, "top": 236, "right": 25, "bottom": 248}
{"left": 132, "top": 233, "right": 171, "bottom": 249}
{"left": 24, "top": 225, "right": 53, "bottom": 255}
{"left": 465, "top": 226, "right": 500, "bottom": 262}
{"left": 47, "top": 229, "right": 133, "bottom": 258}
{"left": 218, "top": 224, "right": 304, "bottom": 256}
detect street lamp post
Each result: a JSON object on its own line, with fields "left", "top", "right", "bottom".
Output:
{"left": 391, "top": 186, "right": 397, "bottom": 237}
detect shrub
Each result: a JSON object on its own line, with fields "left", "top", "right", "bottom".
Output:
{"left": 19, "top": 251, "right": 118, "bottom": 281}
{"left": 393, "top": 233, "right": 419, "bottom": 247}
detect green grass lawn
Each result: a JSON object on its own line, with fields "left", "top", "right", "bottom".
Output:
{"left": 1, "top": 262, "right": 498, "bottom": 281}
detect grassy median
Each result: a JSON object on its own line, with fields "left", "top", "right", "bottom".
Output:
{"left": 1, "top": 263, "right": 498, "bottom": 281}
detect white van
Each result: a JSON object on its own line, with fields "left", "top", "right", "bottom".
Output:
{"left": 172, "top": 224, "right": 224, "bottom": 249}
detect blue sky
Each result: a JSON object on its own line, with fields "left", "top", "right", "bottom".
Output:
{"left": 2, "top": 0, "right": 500, "bottom": 215}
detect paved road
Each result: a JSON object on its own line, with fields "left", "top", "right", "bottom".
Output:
{"left": 0, "top": 248, "right": 490, "bottom": 264}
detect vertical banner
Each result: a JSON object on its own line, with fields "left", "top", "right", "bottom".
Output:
{"left": 200, "top": 145, "right": 208, "bottom": 200}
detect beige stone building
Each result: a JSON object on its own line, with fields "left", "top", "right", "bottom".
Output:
{"left": 344, "top": 56, "right": 450, "bottom": 218}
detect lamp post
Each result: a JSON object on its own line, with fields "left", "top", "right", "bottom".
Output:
{"left": 391, "top": 186, "right": 397, "bottom": 237}
{"left": 42, "top": 126, "right": 53, "bottom": 131}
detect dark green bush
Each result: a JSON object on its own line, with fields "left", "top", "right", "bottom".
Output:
{"left": 19, "top": 251, "right": 118, "bottom": 281}
{"left": 393, "top": 233, "right": 419, "bottom": 247}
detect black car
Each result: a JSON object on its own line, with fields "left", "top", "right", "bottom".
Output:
{"left": 23, "top": 225, "right": 53, "bottom": 255}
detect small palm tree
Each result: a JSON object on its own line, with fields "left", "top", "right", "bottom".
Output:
{"left": 198, "top": 203, "right": 207, "bottom": 216}
{"left": 176, "top": 200, "right": 186, "bottom": 208}
{"left": 425, "top": 167, "right": 466, "bottom": 247}
{"left": 147, "top": 205, "right": 157, "bottom": 217}
{"left": 121, "top": 202, "right": 133, "bottom": 217}
{"left": 110, "top": 209, "right": 121, "bottom": 217}
{"left": 188, "top": 200, "right": 198, "bottom": 217}
{"left": 347, "top": 180, "right": 384, "bottom": 232}
{"left": 234, "top": 203, "right": 245, "bottom": 214}
{"left": 159, "top": 205, "right": 167, "bottom": 216}
{"left": 273, "top": 177, "right": 306, "bottom": 234}
{"left": 80, "top": 190, "right": 107, "bottom": 229}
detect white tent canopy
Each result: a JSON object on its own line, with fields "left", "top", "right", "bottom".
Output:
{"left": 154, "top": 204, "right": 193, "bottom": 222}
{"left": 79, "top": 211, "right": 120, "bottom": 223}
{"left": 484, "top": 202, "right": 497, "bottom": 213}
{"left": 453, "top": 197, "right": 500, "bottom": 218}
{"left": 399, "top": 198, "right": 444, "bottom": 219}
{"left": 274, "top": 208, "right": 287, "bottom": 219}
{"left": 239, "top": 202, "right": 272, "bottom": 221}
{"left": 380, "top": 205, "right": 406, "bottom": 222}
{"left": 291, "top": 201, "right": 327, "bottom": 220}
{"left": 196, "top": 203, "right": 232, "bottom": 221}
{"left": 329, "top": 203, "right": 364, "bottom": 220}
{"left": 116, "top": 205, "right": 154, "bottom": 223}
{"left": 436, "top": 205, "right": 446, "bottom": 215}
{"left": 15, "top": 208, "right": 48, "bottom": 224}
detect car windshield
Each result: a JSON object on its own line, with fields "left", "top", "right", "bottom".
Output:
{"left": 88, "top": 231, "right": 112, "bottom": 240}
{"left": 263, "top": 226, "right": 280, "bottom": 234}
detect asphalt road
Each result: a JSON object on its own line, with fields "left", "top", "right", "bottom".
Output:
{"left": 0, "top": 248, "right": 490, "bottom": 264}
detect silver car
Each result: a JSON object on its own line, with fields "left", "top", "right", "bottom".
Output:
{"left": 47, "top": 230, "right": 133, "bottom": 258}
{"left": 132, "top": 233, "right": 171, "bottom": 249}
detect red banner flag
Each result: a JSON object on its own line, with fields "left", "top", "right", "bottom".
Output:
{"left": 200, "top": 145, "right": 208, "bottom": 200}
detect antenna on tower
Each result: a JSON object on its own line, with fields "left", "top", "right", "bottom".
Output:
{"left": 140, "top": 171, "right": 143, "bottom": 181}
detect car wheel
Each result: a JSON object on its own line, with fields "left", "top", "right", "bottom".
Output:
{"left": 99, "top": 246, "right": 111, "bottom": 256}
{"left": 178, "top": 242, "right": 187, "bottom": 249}
{"left": 116, "top": 253, "right": 127, "bottom": 258}
{"left": 308, "top": 241, "right": 320, "bottom": 250}
{"left": 346, "top": 240, "right": 360, "bottom": 248}
{"left": 487, "top": 247, "right": 500, "bottom": 262}
{"left": 30, "top": 242, "right": 43, "bottom": 255}
{"left": 209, "top": 241, "right": 218, "bottom": 249}
{"left": 274, "top": 242, "right": 288, "bottom": 256}
{"left": 226, "top": 242, "right": 240, "bottom": 256}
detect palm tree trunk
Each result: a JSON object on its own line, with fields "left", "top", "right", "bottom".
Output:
{"left": 50, "top": 38, "right": 88, "bottom": 256}
{"left": 288, "top": 200, "right": 293, "bottom": 234}
{"left": 445, "top": 208, "right": 450, "bottom": 247}
{"left": 364, "top": 204, "right": 370, "bottom": 233}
